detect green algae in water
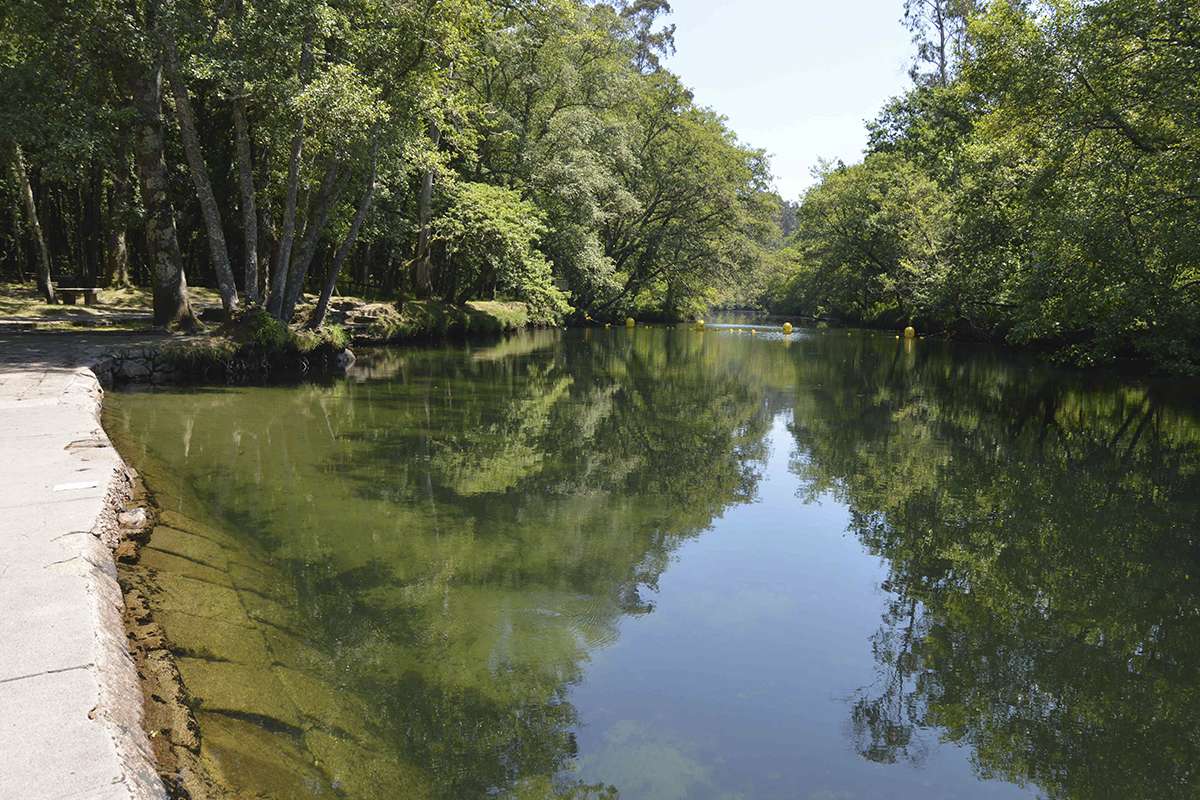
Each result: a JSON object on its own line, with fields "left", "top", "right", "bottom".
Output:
{"left": 106, "top": 326, "right": 1200, "bottom": 800}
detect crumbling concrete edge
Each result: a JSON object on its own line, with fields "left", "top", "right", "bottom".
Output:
{"left": 71, "top": 364, "right": 168, "bottom": 799}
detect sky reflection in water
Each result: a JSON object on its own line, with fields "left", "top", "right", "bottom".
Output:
{"left": 107, "top": 326, "right": 1200, "bottom": 800}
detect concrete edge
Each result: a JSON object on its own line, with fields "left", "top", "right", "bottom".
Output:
{"left": 70, "top": 364, "right": 168, "bottom": 799}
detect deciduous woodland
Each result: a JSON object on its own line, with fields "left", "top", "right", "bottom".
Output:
{"left": 2, "top": 0, "right": 1198, "bottom": 371}
{"left": 0, "top": 0, "right": 778, "bottom": 329}
{"left": 764, "top": 0, "right": 1200, "bottom": 371}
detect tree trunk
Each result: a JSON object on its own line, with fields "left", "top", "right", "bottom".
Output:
{"left": 161, "top": 29, "right": 238, "bottom": 316}
{"left": 413, "top": 120, "right": 440, "bottom": 298}
{"left": 356, "top": 240, "right": 370, "bottom": 290}
{"left": 10, "top": 143, "right": 56, "bottom": 303}
{"left": 309, "top": 146, "right": 377, "bottom": 329}
{"left": 83, "top": 162, "right": 103, "bottom": 284}
{"left": 9, "top": 195, "right": 27, "bottom": 282}
{"left": 255, "top": 143, "right": 274, "bottom": 301}
{"left": 103, "top": 133, "right": 132, "bottom": 287}
{"left": 259, "top": 197, "right": 276, "bottom": 301}
{"left": 267, "top": 27, "right": 314, "bottom": 318}
{"left": 129, "top": 54, "right": 196, "bottom": 330}
{"left": 381, "top": 242, "right": 397, "bottom": 296}
{"left": 232, "top": 95, "right": 259, "bottom": 305}
{"left": 279, "top": 158, "right": 341, "bottom": 322}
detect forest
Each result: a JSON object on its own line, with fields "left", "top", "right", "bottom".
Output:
{"left": 3, "top": 0, "right": 1197, "bottom": 370}
{"left": 0, "top": 0, "right": 780, "bottom": 329}
{"left": 765, "top": 0, "right": 1200, "bottom": 372}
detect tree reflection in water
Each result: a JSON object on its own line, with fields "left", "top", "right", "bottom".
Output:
{"left": 787, "top": 334, "right": 1200, "bottom": 799}
{"left": 107, "top": 327, "right": 1200, "bottom": 799}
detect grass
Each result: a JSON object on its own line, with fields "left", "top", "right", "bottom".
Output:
{"left": 218, "top": 308, "right": 349, "bottom": 354}
{"left": 2, "top": 280, "right": 534, "bottom": 347}
{"left": 156, "top": 309, "right": 351, "bottom": 379}
{"left": 363, "top": 299, "right": 532, "bottom": 342}
{"left": 0, "top": 281, "right": 222, "bottom": 330}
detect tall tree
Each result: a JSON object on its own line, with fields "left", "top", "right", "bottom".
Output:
{"left": 127, "top": 0, "right": 196, "bottom": 329}
{"left": 310, "top": 141, "right": 378, "bottom": 329}
{"left": 8, "top": 143, "right": 55, "bottom": 303}
{"left": 160, "top": 22, "right": 238, "bottom": 315}
{"left": 266, "top": 23, "right": 315, "bottom": 319}
{"left": 102, "top": 131, "right": 132, "bottom": 288}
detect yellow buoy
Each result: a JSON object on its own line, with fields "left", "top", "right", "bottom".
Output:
{"left": 751, "top": 328, "right": 757, "bottom": 335}
{"left": 904, "top": 325, "right": 916, "bottom": 339}
{"left": 625, "top": 317, "right": 635, "bottom": 328}
{"left": 782, "top": 322, "right": 793, "bottom": 334}
{"left": 604, "top": 322, "right": 611, "bottom": 328}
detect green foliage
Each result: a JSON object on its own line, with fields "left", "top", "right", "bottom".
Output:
{"left": 764, "top": 0, "right": 1200, "bottom": 372}
{"left": 108, "top": 326, "right": 774, "bottom": 798}
{"left": 291, "top": 322, "right": 349, "bottom": 353}
{"left": 433, "top": 182, "right": 570, "bottom": 323}
{"left": 234, "top": 308, "right": 292, "bottom": 352}
{"left": 781, "top": 332, "right": 1200, "bottom": 799}
{"left": 217, "top": 307, "right": 350, "bottom": 358}
{"left": 159, "top": 337, "right": 239, "bottom": 370}
{"left": 772, "top": 154, "right": 952, "bottom": 326}
{"left": 363, "top": 299, "right": 534, "bottom": 342}
{"left": 0, "top": 0, "right": 782, "bottom": 326}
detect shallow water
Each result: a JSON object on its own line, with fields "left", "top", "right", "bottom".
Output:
{"left": 106, "top": 326, "right": 1200, "bottom": 800}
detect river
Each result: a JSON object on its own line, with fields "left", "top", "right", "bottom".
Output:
{"left": 105, "top": 324, "right": 1200, "bottom": 800}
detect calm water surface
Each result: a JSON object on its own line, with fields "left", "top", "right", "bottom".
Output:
{"left": 106, "top": 326, "right": 1200, "bottom": 800}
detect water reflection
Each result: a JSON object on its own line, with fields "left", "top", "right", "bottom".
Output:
{"left": 105, "top": 326, "right": 1200, "bottom": 799}
{"left": 108, "top": 329, "right": 775, "bottom": 799}
{"left": 785, "top": 333, "right": 1200, "bottom": 799}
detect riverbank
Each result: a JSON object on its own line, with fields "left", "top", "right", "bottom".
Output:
{"left": 0, "top": 312, "right": 545, "bottom": 797}
{"left": 0, "top": 333, "right": 431, "bottom": 798}
{"left": 0, "top": 337, "right": 166, "bottom": 800}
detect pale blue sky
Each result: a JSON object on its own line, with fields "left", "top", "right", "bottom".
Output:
{"left": 664, "top": 0, "right": 915, "bottom": 200}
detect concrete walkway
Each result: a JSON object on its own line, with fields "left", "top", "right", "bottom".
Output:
{"left": 0, "top": 335, "right": 165, "bottom": 799}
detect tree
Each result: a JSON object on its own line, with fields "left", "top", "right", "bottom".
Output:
{"left": 902, "top": 0, "right": 978, "bottom": 86}
{"left": 7, "top": 143, "right": 55, "bottom": 302}
{"left": 1, "top": 0, "right": 784, "bottom": 329}
{"left": 160, "top": 15, "right": 239, "bottom": 315}
{"left": 127, "top": 0, "right": 198, "bottom": 329}
{"left": 765, "top": 0, "right": 1200, "bottom": 373}
{"left": 430, "top": 181, "right": 570, "bottom": 321}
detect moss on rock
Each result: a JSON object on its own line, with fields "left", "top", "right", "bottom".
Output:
{"left": 362, "top": 299, "right": 533, "bottom": 343}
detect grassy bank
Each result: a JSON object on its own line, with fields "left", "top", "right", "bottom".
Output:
{"left": 343, "top": 299, "right": 534, "bottom": 343}
{"left": 88, "top": 299, "right": 539, "bottom": 384}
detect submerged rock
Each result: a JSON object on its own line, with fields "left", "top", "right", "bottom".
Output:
{"left": 118, "top": 507, "right": 147, "bottom": 528}
{"left": 198, "top": 711, "right": 336, "bottom": 799}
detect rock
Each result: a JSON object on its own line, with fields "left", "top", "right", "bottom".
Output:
{"left": 156, "top": 609, "right": 271, "bottom": 665}
{"left": 140, "top": 545, "right": 232, "bottom": 587}
{"left": 115, "top": 539, "right": 139, "bottom": 563}
{"left": 120, "top": 358, "right": 151, "bottom": 381}
{"left": 304, "top": 729, "right": 429, "bottom": 797}
{"left": 273, "top": 665, "right": 373, "bottom": 741}
{"left": 197, "top": 711, "right": 335, "bottom": 799}
{"left": 150, "top": 524, "right": 232, "bottom": 570}
{"left": 177, "top": 659, "right": 303, "bottom": 729}
{"left": 151, "top": 572, "right": 249, "bottom": 625}
{"left": 335, "top": 348, "right": 356, "bottom": 370}
{"left": 118, "top": 507, "right": 147, "bottom": 528}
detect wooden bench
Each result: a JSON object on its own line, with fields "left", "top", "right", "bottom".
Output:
{"left": 57, "top": 287, "right": 99, "bottom": 306}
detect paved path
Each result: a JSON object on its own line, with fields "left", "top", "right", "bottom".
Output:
{"left": 0, "top": 335, "right": 165, "bottom": 799}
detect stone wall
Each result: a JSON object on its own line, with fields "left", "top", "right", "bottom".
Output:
{"left": 89, "top": 344, "right": 355, "bottom": 389}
